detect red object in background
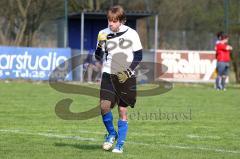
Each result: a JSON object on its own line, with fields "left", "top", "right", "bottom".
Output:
{"left": 215, "top": 43, "right": 231, "bottom": 62}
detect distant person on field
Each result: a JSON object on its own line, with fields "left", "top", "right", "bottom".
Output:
{"left": 215, "top": 34, "right": 232, "bottom": 90}
{"left": 84, "top": 50, "right": 102, "bottom": 83}
{"left": 214, "top": 31, "right": 224, "bottom": 88}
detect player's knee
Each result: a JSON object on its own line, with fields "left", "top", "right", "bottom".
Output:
{"left": 100, "top": 100, "right": 111, "bottom": 114}
{"left": 118, "top": 107, "right": 128, "bottom": 121}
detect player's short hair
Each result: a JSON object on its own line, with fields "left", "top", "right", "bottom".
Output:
{"left": 221, "top": 34, "right": 229, "bottom": 40}
{"left": 216, "top": 31, "right": 224, "bottom": 40}
{"left": 107, "top": 5, "right": 126, "bottom": 24}
{"left": 216, "top": 31, "right": 229, "bottom": 40}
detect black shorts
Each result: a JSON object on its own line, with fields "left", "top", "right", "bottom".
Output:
{"left": 100, "top": 72, "right": 136, "bottom": 108}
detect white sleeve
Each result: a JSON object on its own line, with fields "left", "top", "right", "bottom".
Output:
{"left": 132, "top": 31, "right": 143, "bottom": 52}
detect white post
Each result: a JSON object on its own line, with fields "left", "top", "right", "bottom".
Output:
{"left": 154, "top": 14, "right": 158, "bottom": 52}
{"left": 154, "top": 14, "right": 159, "bottom": 81}
{"left": 80, "top": 11, "right": 84, "bottom": 82}
{"left": 64, "top": 0, "right": 68, "bottom": 48}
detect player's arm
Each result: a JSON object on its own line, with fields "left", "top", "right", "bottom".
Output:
{"left": 217, "top": 43, "right": 232, "bottom": 51}
{"left": 117, "top": 49, "right": 143, "bottom": 83}
{"left": 226, "top": 45, "right": 233, "bottom": 50}
{"left": 129, "top": 49, "right": 143, "bottom": 71}
{"left": 95, "top": 45, "right": 104, "bottom": 61}
{"left": 95, "top": 32, "right": 107, "bottom": 61}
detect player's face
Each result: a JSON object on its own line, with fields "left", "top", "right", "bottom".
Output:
{"left": 108, "top": 19, "right": 121, "bottom": 32}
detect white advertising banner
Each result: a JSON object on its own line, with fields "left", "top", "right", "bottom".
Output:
{"left": 155, "top": 50, "right": 217, "bottom": 83}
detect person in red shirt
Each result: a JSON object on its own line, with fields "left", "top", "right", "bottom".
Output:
{"left": 215, "top": 34, "right": 232, "bottom": 90}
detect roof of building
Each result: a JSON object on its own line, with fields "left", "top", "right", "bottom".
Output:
{"left": 68, "top": 10, "right": 156, "bottom": 20}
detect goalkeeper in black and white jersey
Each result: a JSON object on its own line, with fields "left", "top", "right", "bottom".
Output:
{"left": 95, "top": 5, "right": 143, "bottom": 154}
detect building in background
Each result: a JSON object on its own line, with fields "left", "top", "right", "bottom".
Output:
{"left": 57, "top": 10, "right": 155, "bottom": 81}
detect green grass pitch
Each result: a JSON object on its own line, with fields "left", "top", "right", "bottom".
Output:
{"left": 0, "top": 81, "right": 239, "bottom": 159}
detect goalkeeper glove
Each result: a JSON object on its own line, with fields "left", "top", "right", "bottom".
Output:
{"left": 97, "top": 33, "right": 107, "bottom": 48}
{"left": 117, "top": 68, "right": 133, "bottom": 83}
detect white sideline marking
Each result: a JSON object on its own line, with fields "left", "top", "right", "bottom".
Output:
{"left": 37, "top": 133, "right": 96, "bottom": 141}
{"left": 41, "top": 129, "right": 166, "bottom": 137}
{"left": 0, "top": 129, "right": 96, "bottom": 141}
{"left": 129, "top": 141, "right": 240, "bottom": 154}
{"left": 187, "top": 134, "right": 221, "bottom": 139}
{"left": 1, "top": 129, "right": 240, "bottom": 154}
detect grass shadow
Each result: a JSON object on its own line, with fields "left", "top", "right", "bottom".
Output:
{"left": 54, "top": 142, "right": 100, "bottom": 150}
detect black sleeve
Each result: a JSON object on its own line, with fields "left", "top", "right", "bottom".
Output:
{"left": 95, "top": 46, "right": 104, "bottom": 61}
{"left": 129, "top": 49, "right": 143, "bottom": 71}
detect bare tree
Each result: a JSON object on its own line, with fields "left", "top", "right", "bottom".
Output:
{"left": 0, "top": 0, "right": 62, "bottom": 46}
{"left": 69, "top": 0, "right": 106, "bottom": 11}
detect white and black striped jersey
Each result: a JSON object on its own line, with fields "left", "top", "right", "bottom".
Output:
{"left": 97, "top": 24, "right": 142, "bottom": 74}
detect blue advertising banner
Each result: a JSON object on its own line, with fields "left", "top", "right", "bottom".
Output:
{"left": 0, "top": 46, "right": 72, "bottom": 80}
